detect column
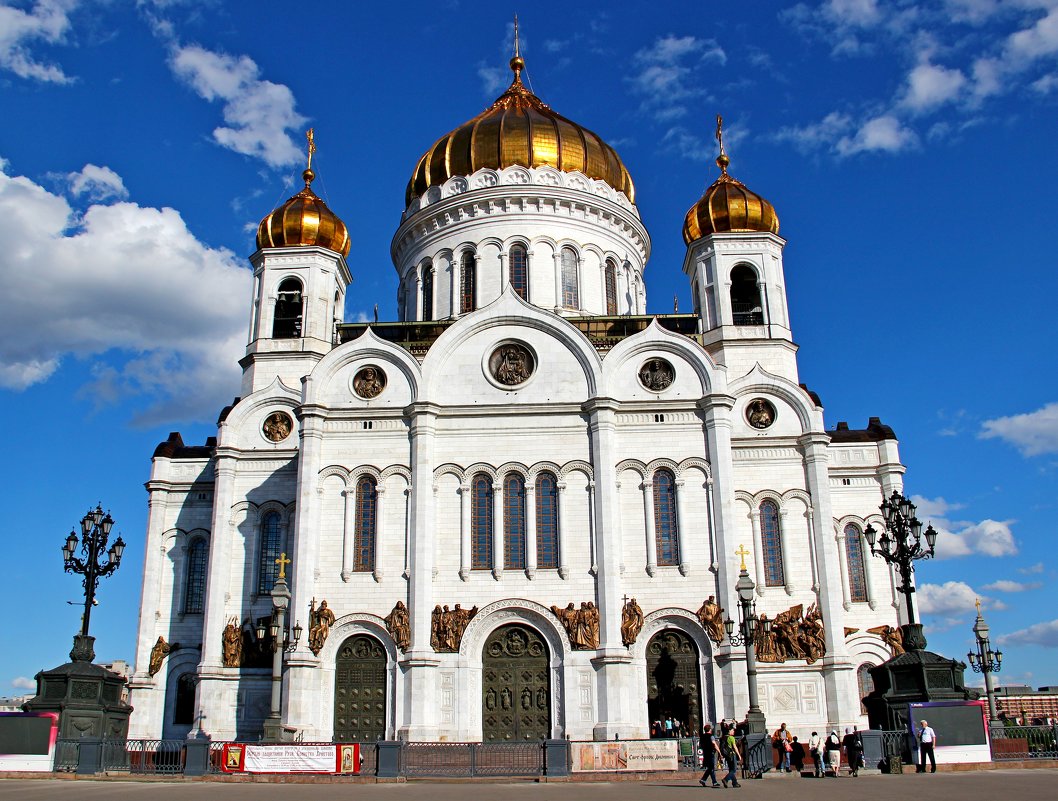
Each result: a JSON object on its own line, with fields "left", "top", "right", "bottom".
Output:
{"left": 553, "top": 252, "right": 563, "bottom": 312}
{"left": 341, "top": 486, "right": 354, "bottom": 581}
{"left": 835, "top": 525, "right": 851, "bottom": 609}
{"left": 401, "top": 402, "right": 442, "bottom": 740}
{"left": 559, "top": 481, "right": 571, "bottom": 579}
{"left": 499, "top": 252, "right": 509, "bottom": 292}
{"left": 805, "top": 508, "right": 820, "bottom": 593}
{"left": 525, "top": 482, "right": 537, "bottom": 579}
{"left": 374, "top": 485, "right": 386, "bottom": 582}
{"left": 458, "top": 483, "right": 470, "bottom": 581}
{"left": 749, "top": 508, "right": 765, "bottom": 597}
{"left": 779, "top": 507, "right": 794, "bottom": 595}
{"left": 642, "top": 478, "right": 656, "bottom": 577}
{"left": 448, "top": 254, "right": 457, "bottom": 316}
{"left": 860, "top": 531, "right": 877, "bottom": 610}
{"left": 674, "top": 478, "right": 690, "bottom": 576}
{"left": 492, "top": 481, "right": 504, "bottom": 580}
{"left": 414, "top": 275, "right": 423, "bottom": 321}
{"left": 705, "top": 477, "right": 719, "bottom": 575}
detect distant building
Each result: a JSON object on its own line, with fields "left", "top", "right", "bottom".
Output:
{"left": 994, "top": 685, "right": 1058, "bottom": 724}
{"left": 100, "top": 660, "right": 131, "bottom": 703}
{"left": 0, "top": 695, "right": 32, "bottom": 713}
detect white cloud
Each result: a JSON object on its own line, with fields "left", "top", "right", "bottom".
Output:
{"left": 477, "top": 62, "right": 508, "bottom": 95}
{"left": 629, "top": 35, "right": 725, "bottom": 126}
{"left": 910, "top": 495, "right": 964, "bottom": 518}
{"left": 0, "top": 0, "right": 75, "bottom": 83}
{"left": 1019, "top": 561, "right": 1046, "bottom": 574}
{"left": 980, "top": 402, "right": 1058, "bottom": 456}
{"left": 0, "top": 158, "right": 248, "bottom": 424}
{"left": 773, "top": 112, "right": 853, "bottom": 153}
{"left": 11, "top": 676, "right": 35, "bottom": 690}
{"left": 836, "top": 114, "right": 919, "bottom": 155}
{"left": 66, "top": 164, "right": 128, "bottom": 202}
{"left": 169, "top": 44, "right": 305, "bottom": 168}
{"left": 901, "top": 61, "right": 967, "bottom": 112}
{"left": 999, "top": 618, "right": 1058, "bottom": 648}
{"left": 907, "top": 494, "right": 1017, "bottom": 559}
{"left": 982, "top": 579, "right": 1042, "bottom": 592}
{"left": 918, "top": 581, "right": 1004, "bottom": 619}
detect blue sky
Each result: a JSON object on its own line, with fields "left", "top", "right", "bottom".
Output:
{"left": 2, "top": 0, "right": 1057, "bottom": 696}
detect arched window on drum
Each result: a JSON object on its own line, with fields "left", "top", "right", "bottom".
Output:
{"left": 560, "top": 247, "right": 579, "bottom": 309}
{"left": 509, "top": 243, "right": 529, "bottom": 301}
{"left": 604, "top": 259, "right": 618, "bottom": 315}
{"left": 460, "top": 251, "right": 476, "bottom": 313}
{"left": 421, "top": 261, "right": 434, "bottom": 320}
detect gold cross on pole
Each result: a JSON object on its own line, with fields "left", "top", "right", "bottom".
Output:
{"left": 735, "top": 544, "right": 750, "bottom": 572}
{"left": 975, "top": 597, "right": 982, "bottom": 614}
{"left": 306, "top": 128, "right": 316, "bottom": 171}
{"left": 276, "top": 552, "right": 292, "bottom": 580}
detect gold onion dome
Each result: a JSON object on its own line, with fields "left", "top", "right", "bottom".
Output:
{"left": 406, "top": 55, "right": 635, "bottom": 205}
{"left": 682, "top": 119, "right": 779, "bottom": 244}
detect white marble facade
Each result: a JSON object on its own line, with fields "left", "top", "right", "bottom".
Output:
{"left": 128, "top": 153, "right": 906, "bottom": 743}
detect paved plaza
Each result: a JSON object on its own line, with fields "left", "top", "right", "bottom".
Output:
{"left": 2, "top": 770, "right": 1056, "bottom": 801}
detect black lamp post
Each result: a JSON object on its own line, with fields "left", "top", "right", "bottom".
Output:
{"left": 968, "top": 599, "right": 1002, "bottom": 721}
{"left": 62, "top": 504, "right": 126, "bottom": 662}
{"left": 723, "top": 546, "right": 772, "bottom": 736}
{"left": 260, "top": 553, "right": 302, "bottom": 742}
{"left": 863, "top": 491, "right": 938, "bottom": 651}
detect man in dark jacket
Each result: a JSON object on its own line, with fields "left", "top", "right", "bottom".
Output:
{"left": 699, "top": 723, "right": 721, "bottom": 787}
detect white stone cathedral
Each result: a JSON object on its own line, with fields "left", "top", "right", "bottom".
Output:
{"left": 128, "top": 54, "right": 905, "bottom": 744}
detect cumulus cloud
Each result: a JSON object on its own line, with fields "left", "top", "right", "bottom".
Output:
{"left": 999, "top": 618, "right": 1058, "bottom": 648}
{"left": 0, "top": 158, "right": 248, "bottom": 424}
{"left": 901, "top": 61, "right": 967, "bottom": 112}
{"left": 11, "top": 676, "right": 35, "bottom": 690}
{"left": 918, "top": 581, "right": 1004, "bottom": 622}
{"left": 1019, "top": 562, "right": 1045, "bottom": 574}
{"left": 980, "top": 402, "right": 1058, "bottom": 456}
{"left": 836, "top": 114, "right": 919, "bottom": 155}
{"left": 909, "top": 495, "right": 1017, "bottom": 559}
{"left": 169, "top": 44, "right": 305, "bottom": 168}
{"left": 66, "top": 164, "right": 128, "bottom": 202}
{"left": 982, "top": 579, "right": 1042, "bottom": 592}
{"left": 0, "top": 0, "right": 76, "bottom": 82}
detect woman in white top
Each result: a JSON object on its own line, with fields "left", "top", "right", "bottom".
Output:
{"left": 808, "top": 731, "right": 824, "bottom": 777}
{"left": 825, "top": 730, "right": 842, "bottom": 776}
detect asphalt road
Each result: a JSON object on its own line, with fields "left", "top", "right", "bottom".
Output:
{"left": 2, "top": 770, "right": 1056, "bottom": 801}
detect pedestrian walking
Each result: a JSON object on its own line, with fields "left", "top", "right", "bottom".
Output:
{"left": 720, "top": 723, "right": 742, "bottom": 788}
{"left": 917, "top": 719, "right": 938, "bottom": 773}
{"left": 842, "top": 727, "right": 863, "bottom": 777}
{"left": 824, "top": 729, "right": 842, "bottom": 776}
{"left": 808, "top": 731, "right": 824, "bottom": 777}
{"left": 772, "top": 722, "right": 793, "bottom": 772}
{"left": 699, "top": 723, "right": 722, "bottom": 788}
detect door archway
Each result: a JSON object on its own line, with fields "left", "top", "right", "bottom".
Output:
{"left": 481, "top": 624, "right": 550, "bottom": 742}
{"left": 333, "top": 634, "right": 386, "bottom": 742}
{"left": 646, "top": 628, "right": 702, "bottom": 737}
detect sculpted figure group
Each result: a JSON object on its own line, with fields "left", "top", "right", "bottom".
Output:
{"left": 620, "top": 597, "right": 644, "bottom": 646}
{"left": 754, "top": 603, "right": 827, "bottom": 664}
{"left": 552, "top": 601, "right": 600, "bottom": 650}
{"left": 431, "top": 604, "right": 478, "bottom": 652}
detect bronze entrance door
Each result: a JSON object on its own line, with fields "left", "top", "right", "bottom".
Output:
{"left": 481, "top": 624, "right": 550, "bottom": 741}
{"left": 646, "top": 629, "right": 702, "bottom": 736}
{"left": 333, "top": 634, "right": 386, "bottom": 742}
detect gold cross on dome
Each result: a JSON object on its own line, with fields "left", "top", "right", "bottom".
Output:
{"left": 306, "top": 128, "right": 316, "bottom": 171}
{"left": 715, "top": 114, "right": 726, "bottom": 157}
{"left": 975, "top": 597, "right": 982, "bottom": 614}
{"left": 513, "top": 13, "right": 521, "bottom": 59}
{"left": 735, "top": 544, "right": 750, "bottom": 571}
{"left": 276, "top": 552, "right": 292, "bottom": 580}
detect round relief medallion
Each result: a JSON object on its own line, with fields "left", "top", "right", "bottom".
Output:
{"left": 638, "top": 358, "right": 675, "bottom": 392}
{"left": 746, "top": 398, "right": 777, "bottom": 429}
{"left": 262, "top": 411, "right": 293, "bottom": 442}
{"left": 489, "top": 342, "right": 535, "bottom": 386}
{"left": 353, "top": 365, "right": 387, "bottom": 399}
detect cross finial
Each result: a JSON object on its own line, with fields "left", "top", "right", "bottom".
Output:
{"left": 735, "top": 544, "right": 750, "bottom": 571}
{"left": 509, "top": 14, "right": 525, "bottom": 81}
{"left": 715, "top": 114, "right": 730, "bottom": 175}
{"left": 514, "top": 13, "right": 521, "bottom": 59}
{"left": 975, "top": 597, "right": 982, "bottom": 614}
{"left": 276, "top": 552, "right": 292, "bottom": 580}
{"left": 306, "top": 129, "right": 316, "bottom": 171}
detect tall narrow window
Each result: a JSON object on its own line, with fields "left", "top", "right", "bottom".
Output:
{"left": 354, "top": 476, "right": 378, "bottom": 571}
{"left": 173, "top": 673, "right": 197, "bottom": 725}
{"left": 604, "top": 259, "right": 618, "bottom": 315}
{"left": 471, "top": 474, "right": 493, "bottom": 569}
{"left": 183, "top": 538, "right": 207, "bottom": 614}
{"left": 759, "top": 500, "right": 785, "bottom": 586}
{"left": 421, "top": 263, "right": 434, "bottom": 321}
{"left": 730, "top": 265, "right": 763, "bottom": 325}
{"left": 857, "top": 663, "right": 875, "bottom": 714}
{"left": 509, "top": 243, "right": 528, "bottom": 300}
{"left": 845, "top": 523, "right": 869, "bottom": 602}
{"left": 653, "top": 469, "right": 680, "bottom": 566}
{"left": 273, "top": 278, "right": 303, "bottom": 338}
{"left": 503, "top": 474, "right": 526, "bottom": 569}
{"left": 257, "top": 511, "right": 284, "bottom": 595}
{"left": 560, "top": 247, "right": 579, "bottom": 308}
{"left": 536, "top": 472, "right": 559, "bottom": 569}
{"left": 460, "top": 251, "right": 476, "bottom": 313}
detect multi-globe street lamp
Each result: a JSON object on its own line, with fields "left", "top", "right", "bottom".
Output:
{"left": 259, "top": 553, "right": 302, "bottom": 742}
{"left": 62, "top": 504, "right": 126, "bottom": 661}
{"left": 967, "top": 599, "right": 1003, "bottom": 721}
{"left": 723, "top": 545, "right": 772, "bottom": 736}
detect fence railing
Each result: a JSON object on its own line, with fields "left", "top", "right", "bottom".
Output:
{"left": 53, "top": 739, "right": 79, "bottom": 772}
{"left": 989, "top": 724, "right": 1058, "bottom": 761}
{"left": 742, "top": 735, "right": 772, "bottom": 778}
{"left": 402, "top": 741, "right": 543, "bottom": 777}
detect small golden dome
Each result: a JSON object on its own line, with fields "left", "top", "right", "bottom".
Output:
{"left": 682, "top": 152, "right": 779, "bottom": 244}
{"left": 257, "top": 168, "right": 350, "bottom": 257}
{"left": 406, "top": 58, "right": 635, "bottom": 206}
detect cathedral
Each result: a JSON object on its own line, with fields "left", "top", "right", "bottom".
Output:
{"left": 128, "top": 50, "right": 904, "bottom": 743}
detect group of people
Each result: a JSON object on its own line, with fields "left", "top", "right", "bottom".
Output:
{"left": 651, "top": 716, "right": 691, "bottom": 738}
{"left": 698, "top": 721, "right": 744, "bottom": 789}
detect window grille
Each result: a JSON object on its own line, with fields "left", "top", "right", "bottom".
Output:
{"left": 845, "top": 523, "right": 869, "bottom": 602}
{"left": 509, "top": 244, "right": 528, "bottom": 300}
{"left": 535, "top": 472, "right": 559, "bottom": 569}
{"left": 257, "top": 511, "right": 284, "bottom": 595}
{"left": 183, "top": 538, "right": 207, "bottom": 614}
{"left": 503, "top": 474, "right": 526, "bottom": 569}
{"left": 355, "top": 476, "right": 378, "bottom": 571}
{"left": 759, "top": 500, "right": 785, "bottom": 586}
{"left": 421, "top": 263, "right": 434, "bottom": 320}
{"left": 471, "top": 474, "right": 493, "bottom": 569}
{"left": 604, "top": 259, "right": 618, "bottom": 315}
{"left": 460, "top": 251, "right": 476, "bottom": 313}
{"left": 560, "top": 247, "right": 579, "bottom": 308}
{"left": 653, "top": 469, "right": 680, "bottom": 566}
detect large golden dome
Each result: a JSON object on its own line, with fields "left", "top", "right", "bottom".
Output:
{"left": 682, "top": 152, "right": 779, "bottom": 244}
{"left": 406, "top": 56, "right": 635, "bottom": 206}
{"left": 257, "top": 168, "right": 351, "bottom": 258}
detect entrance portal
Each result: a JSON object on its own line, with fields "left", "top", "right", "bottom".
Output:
{"left": 646, "top": 628, "right": 702, "bottom": 737}
{"left": 333, "top": 634, "right": 386, "bottom": 741}
{"left": 481, "top": 624, "right": 550, "bottom": 742}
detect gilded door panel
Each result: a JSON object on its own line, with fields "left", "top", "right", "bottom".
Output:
{"left": 334, "top": 635, "right": 386, "bottom": 742}
{"left": 481, "top": 624, "right": 549, "bottom": 741}
{"left": 646, "top": 629, "right": 702, "bottom": 736}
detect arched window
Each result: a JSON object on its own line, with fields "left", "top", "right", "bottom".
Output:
{"left": 354, "top": 476, "right": 378, "bottom": 572}
{"left": 503, "top": 474, "right": 526, "bottom": 569}
{"left": 560, "top": 246, "right": 579, "bottom": 308}
{"left": 844, "top": 523, "right": 869, "bottom": 603}
{"left": 730, "top": 265, "right": 763, "bottom": 325}
{"left": 509, "top": 243, "right": 528, "bottom": 300}
{"left": 257, "top": 510, "right": 284, "bottom": 595}
{"left": 421, "top": 262, "right": 433, "bottom": 321}
{"left": 471, "top": 474, "right": 494, "bottom": 569}
{"left": 653, "top": 469, "right": 680, "bottom": 566}
{"left": 759, "top": 500, "right": 785, "bottom": 586}
{"left": 183, "top": 538, "right": 207, "bottom": 614}
{"left": 173, "top": 673, "right": 197, "bottom": 725}
{"left": 273, "top": 278, "right": 303, "bottom": 338}
{"left": 535, "top": 472, "right": 559, "bottom": 569}
{"left": 460, "top": 251, "right": 476, "bottom": 313}
{"left": 857, "top": 663, "right": 876, "bottom": 714}
{"left": 604, "top": 259, "right": 618, "bottom": 315}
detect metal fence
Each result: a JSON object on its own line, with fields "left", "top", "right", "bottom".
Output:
{"left": 53, "top": 739, "right": 79, "bottom": 772}
{"left": 989, "top": 725, "right": 1058, "bottom": 761}
{"left": 402, "top": 741, "right": 544, "bottom": 777}
{"left": 742, "top": 736, "right": 772, "bottom": 779}
{"left": 101, "top": 739, "right": 186, "bottom": 774}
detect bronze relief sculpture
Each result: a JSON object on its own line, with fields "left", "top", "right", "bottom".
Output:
{"left": 262, "top": 411, "right": 293, "bottom": 442}
{"left": 620, "top": 597, "right": 644, "bottom": 646}
{"left": 696, "top": 596, "right": 726, "bottom": 645}
{"left": 746, "top": 398, "right": 776, "bottom": 429}
{"left": 385, "top": 601, "right": 410, "bottom": 651}
{"left": 489, "top": 342, "right": 534, "bottom": 386}
{"left": 308, "top": 599, "right": 336, "bottom": 656}
{"left": 868, "top": 624, "right": 905, "bottom": 655}
{"left": 753, "top": 602, "right": 827, "bottom": 664}
{"left": 148, "top": 636, "right": 173, "bottom": 677}
{"left": 551, "top": 601, "right": 600, "bottom": 649}
{"left": 430, "top": 603, "right": 478, "bottom": 652}
{"left": 353, "top": 365, "right": 386, "bottom": 399}
{"left": 638, "top": 358, "right": 675, "bottom": 391}
{"left": 221, "top": 617, "right": 243, "bottom": 667}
